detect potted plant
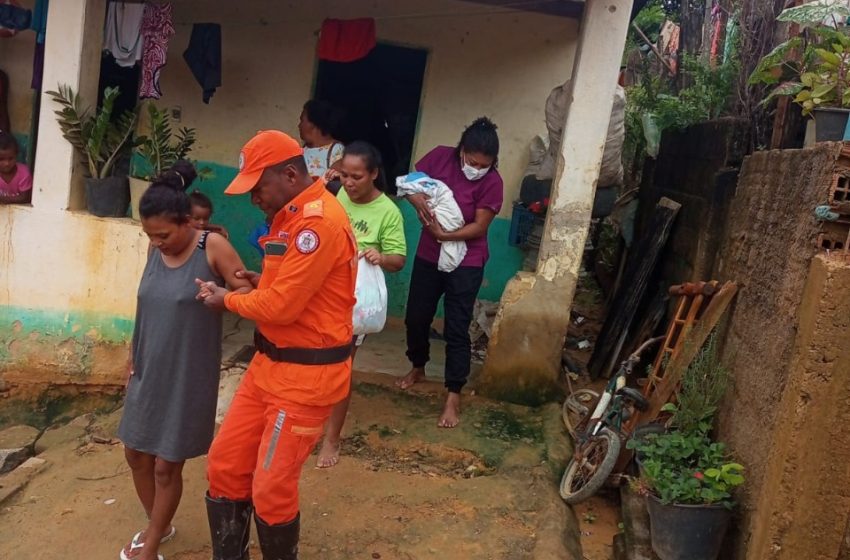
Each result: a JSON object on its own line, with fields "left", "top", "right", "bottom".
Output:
{"left": 630, "top": 431, "right": 744, "bottom": 560}
{"left": 46, "top": 85, "right": 138, "bottom": 217}
{"left": 129, "top": 104, "right": 197, "bottom": 221}
{"left": 627, "top": 335, "right": 742, "bottom": 560}
{"left": 750, "top": 2, "right": 850, "bottom": 141}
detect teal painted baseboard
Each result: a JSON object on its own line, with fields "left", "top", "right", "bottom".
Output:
{"left": 0, "top": 306, "right": 134, "bottom": 343}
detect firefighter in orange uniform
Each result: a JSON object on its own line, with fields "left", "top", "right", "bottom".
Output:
{"left": 196, "top": 130, "right": 356, "bottom": 560}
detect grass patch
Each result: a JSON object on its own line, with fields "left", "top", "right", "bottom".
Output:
{"left": 474, "top": 408, "right": 544, "bottom": 443}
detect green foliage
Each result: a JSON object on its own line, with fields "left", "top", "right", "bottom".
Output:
{"left": 777, "top": 2, "right": 850, "bottom": 27}
{"left": 625, "top": 0, "right": 667, "bottom": 58}
{"left": 46, "top": 85, "right": 138, "bottom": 179}
{"left": 627, "top": 333, "right": 741, "bottom": 507}
{"left": 662, "top": 333, "right": 730, "bottom": 434}
{"left": 134, "top": 104, "right": 197, "bottom": 180}
{"left": 628, "top": 430, "right": 744, "bottom": 507}
{"left": 624, "top": 54, "right": 738, "bottom": 160}
{"left": 751, "top": 5, "right": 850, "bottom": 115}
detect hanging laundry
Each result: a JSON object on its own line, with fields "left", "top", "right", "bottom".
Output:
{"left": 0, "top": 0, "right": 31, "bottom": 37}
{"left": 183, "top": 23, "right": 221, "bottom": 104}
{"left": 30, "top": 0, "right": 48, "bottom": 90}
{"left": 139, "top": 2, "right": 175, "bottom": 100}
{"left": 0, "top": 69, "right": 10, "bottom": 133}
{"left": 104, "top": 2, "right": 145, "bottom": 68}
{"left": 317, "top": 18, "right": 376, "bottom": 63}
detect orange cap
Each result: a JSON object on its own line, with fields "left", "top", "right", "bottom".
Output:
{"left": 225, "top": 130, "right": 304, "bottom": 195}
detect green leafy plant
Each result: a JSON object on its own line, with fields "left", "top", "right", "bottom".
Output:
{"left": 46, "top": 85, "right": 138, "bottom": 179}
{"left": 133, "top": 104, "right": 197, "bottom": 180}
{"left": 624, "top": 0, "right": 667, "bottom": 60}
{"left": 750, "top": 3, "right": 850, "bottom": 115}
{"left": 628, "top": 430, "right": 744, "bottom": 508}
{"left": 624, "top": 53, "right": 738, "bottom": 162}
{"left": 661, "top": 333, "right": 730, "bottom": 435}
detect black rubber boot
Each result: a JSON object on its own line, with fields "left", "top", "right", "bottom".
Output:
{"left": 205, "top": 493, "right": 253, "bottom": 560}
{"left": 254, "top": 511, "right": 300, "bottom": 560}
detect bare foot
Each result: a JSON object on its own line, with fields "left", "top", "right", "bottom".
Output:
{"left": 316, "top": 438, "right": 341, "bottom": 469}
{"left": 438, "top": 393, "right": 461, "bottom": 428}
{"left": 396, "top": 367, "right": 425, "bottom": 390}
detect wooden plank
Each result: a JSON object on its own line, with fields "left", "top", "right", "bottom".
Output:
{"left": 638, "top": 281, "right": 739, "bottom": 425}
{"left": 588, "top": 197, "right": 682, "bottom": 379}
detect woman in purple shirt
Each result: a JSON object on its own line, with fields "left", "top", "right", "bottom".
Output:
{"left": 396, "top": 117, "right": 503, "bottom": 428}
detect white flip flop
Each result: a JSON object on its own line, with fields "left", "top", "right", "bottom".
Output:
{"left": 119, "top": 540, "right": 163, "bottom": 560}
{"left": 130, "top": 526, "right": 177, "bottom": 547}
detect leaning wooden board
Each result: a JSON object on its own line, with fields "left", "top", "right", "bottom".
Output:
{"left": 588, "top": 197, "right": 682, "bottom": 379}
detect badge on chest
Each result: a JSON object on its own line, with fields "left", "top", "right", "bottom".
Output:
{"left": 265, "top": 241, "right": 288, "bottom": 256}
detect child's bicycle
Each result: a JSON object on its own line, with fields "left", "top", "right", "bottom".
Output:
{"left": 559, "top": 336, "right": 663, "bottom": 505}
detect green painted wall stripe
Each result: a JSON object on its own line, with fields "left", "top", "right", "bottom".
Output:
{"left": 0, "top": 306, "right": 134, "bottom": 343}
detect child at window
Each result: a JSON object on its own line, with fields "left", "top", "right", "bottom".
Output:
{"left": 189, "top": 189, "right": 229, "bottom": 238}
{"left": 0, "top": 132, "right": 32, "bottom": 204}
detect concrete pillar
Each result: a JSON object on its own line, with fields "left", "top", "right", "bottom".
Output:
{"left": 32, "top": 0, "right": 106, "bottom": 212}
{"left": 746, "top": 254, "right": 850, "bottom": 560}
{"left": 479, "top": 0, "right": 633, "bottom": 405}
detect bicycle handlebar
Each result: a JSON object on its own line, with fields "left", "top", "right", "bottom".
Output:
{"left": 622, "top": 336, "right": 665, "bottom": 375}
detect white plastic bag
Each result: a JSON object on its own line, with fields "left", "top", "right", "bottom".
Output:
{"left": 353, "top": 257, "right": 388, "bottom": 335}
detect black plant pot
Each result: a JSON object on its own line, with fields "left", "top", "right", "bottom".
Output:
{"left": 813, "top": 107, "right": 850, "bottom": 142}
{"left": 646, "top": 493, "right": 731, "bottom": 560}
{"left": 85, "top": 176, "right": 130, "bottom": 218}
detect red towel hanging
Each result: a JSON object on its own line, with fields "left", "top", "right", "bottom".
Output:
{"left": 317, "top": 18, "right": 376, "bottom": 63}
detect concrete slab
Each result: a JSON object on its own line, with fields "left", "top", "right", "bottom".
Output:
{"left": 0, "top": 425, "right": 39, "bottom": 474}
{"left": 0, "top": 457, "right": 47, "bottom": 505}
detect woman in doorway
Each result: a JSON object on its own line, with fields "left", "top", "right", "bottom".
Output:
{"left": 397, "top": 117, "right": 503, "bottom": 428}
{"left": 298, "top": 99, "right": 345, "bottom": 180}
{"left": 316, "top": 141, "right": 407, "bottom": 468}
{"left": 117, "top": 161, "right": 252, "bottom": 560}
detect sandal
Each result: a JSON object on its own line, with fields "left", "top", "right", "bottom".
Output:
{"left": 119, "top": 540, "right": 163, "bottom": 560}
{"left": 131, "top": 526, "right": 176, "bottom": 547}
{"left": 119, "top": 527, "right": 174, "bottom": 560}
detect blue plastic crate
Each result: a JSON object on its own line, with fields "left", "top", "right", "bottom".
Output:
{"left": 509, "top": 201, "right": 537, "bottom": 246}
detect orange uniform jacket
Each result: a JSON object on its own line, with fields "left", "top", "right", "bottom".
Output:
{"left": 224, "top": 180, "right": 357, "bottom": 407}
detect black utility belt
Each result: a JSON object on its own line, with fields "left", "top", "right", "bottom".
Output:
{"left": 253, "top": 330, "right": 351, "bottom": 365}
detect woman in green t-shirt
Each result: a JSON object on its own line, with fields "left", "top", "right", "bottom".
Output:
{"left": 317, "top": 141, "right": 407, "bottom": 468}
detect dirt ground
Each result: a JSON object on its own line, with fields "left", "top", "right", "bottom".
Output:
{"left": 0, "top": 273, "right": 626, "bottom": 560}
{"left": 0, "top": 368, "right": 588, "bottom": 560}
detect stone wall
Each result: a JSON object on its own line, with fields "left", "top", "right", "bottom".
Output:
{"left": 745, "top": 254, "right": 850, "bottom": 560}
{"left": 714, "top": 143, "right": 841, "bottom": 556}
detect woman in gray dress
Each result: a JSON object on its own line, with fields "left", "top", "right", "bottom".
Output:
{"left": 117, "top": 162, "right": 252, "bottom": 560}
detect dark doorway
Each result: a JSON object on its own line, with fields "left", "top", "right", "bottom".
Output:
{"left": 97, "top": 53, "right": 141, "bottom": 120}
{"left": 96, "top": 53, "right": 141, "bottom": 177}
{"left": 314, "top": 43, "right": 428, "bottom": 194}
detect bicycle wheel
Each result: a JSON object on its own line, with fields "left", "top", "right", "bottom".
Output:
{"left": 559, "top": 428, "right": 621, "bottom": 505}
{"left": 562, "top": 389, "right": 600, "bottom": 438}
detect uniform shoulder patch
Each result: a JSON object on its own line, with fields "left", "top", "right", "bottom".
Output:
{"left": 295, "top": 229, "right": 320, "bottom": 254}
{"left": 303, "top": 200, "right": 324, "bottom": 218}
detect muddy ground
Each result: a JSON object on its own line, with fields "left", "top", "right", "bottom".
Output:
{"left": 0, "top": 271, "right": 625, "bottom": 560}
{"left": 0, "top": 370, "right": 587, "bottom": 560}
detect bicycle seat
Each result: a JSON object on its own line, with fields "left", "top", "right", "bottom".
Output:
{"left": 616, "top": 386, "right": 649, "bottom": 411}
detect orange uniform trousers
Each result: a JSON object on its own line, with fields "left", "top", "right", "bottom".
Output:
{"left": 207, "top": 369, "right": 331, "bottom": 524}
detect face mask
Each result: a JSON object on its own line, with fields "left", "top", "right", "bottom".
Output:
{"left": 461, "top": 155, "right": 490, "bottom": 181}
